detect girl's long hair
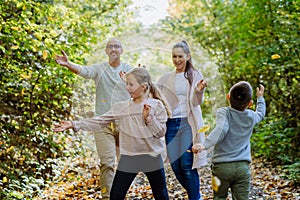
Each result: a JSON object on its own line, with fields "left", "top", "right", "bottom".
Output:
{"left": 173, "top": 40, "right": 195, "bottom": 85}
{"left": 127, "top": 68, "right": 172, "bottom": 117}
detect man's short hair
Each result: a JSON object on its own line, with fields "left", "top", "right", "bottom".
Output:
{"left": 229, "top": 81, "right": 252, "bottom": 111}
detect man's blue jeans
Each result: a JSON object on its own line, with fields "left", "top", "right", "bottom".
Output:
{"left": 166, "top": 118, "right": 201, "bottom": 200}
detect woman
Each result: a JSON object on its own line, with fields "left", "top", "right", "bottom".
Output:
{"left": 157, "top": 41, "right": 208, "bottom": 200}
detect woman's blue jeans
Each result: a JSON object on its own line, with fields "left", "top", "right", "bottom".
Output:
{"left": 165, "top": 118, "right": 201, "bottom": 200}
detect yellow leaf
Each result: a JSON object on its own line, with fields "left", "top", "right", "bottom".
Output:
{"left": 101, "top": 187, "right": 107, "bottom": 194}
{"left": 212, "top": 175, "right": 221, "bottom": 192}
{"left": 32, "top": 46, "right": 38, "bottom": 52}
{"left": 6, "top": 146, "right": 14, "bottom": 153}
{"left": 42, "top": 50, "right": 48, "bottom": 59}
{"left": 198, "top": 125, "right": 210, "bottom": 133}
{"left": 44, "top": 38, "right": 54, "bottom": 45}
{"left": 271, "top": 54, "right": 281, "bottom": 59}
{"left": 11, "top": 26, "right": 20, "bottom": 31}
{"left": 21, "top": 74, "right": 31, "bottom": 79}
{"left": 11, "top": 45, "right": 19, "bottom": 50}
{"left": 34, "top": 32, "right": 43, "bottom": 40}
{"left": 21, "top": 88, "right": 25, "bottom": 96}
{"left": 3, "top": 177, "right": 8, "bottom": 183}
{"left": 16, "top": 2, "right": 23, "bottom": 8}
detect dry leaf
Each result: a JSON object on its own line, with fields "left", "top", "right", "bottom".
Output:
{"left": 198, "top": 125, "right": 210, "bottom": 133}
{"left": 212, "top": 175, "right": 221, "bottom": 192}
{"left": 271, "top": 54, "right": 281, "bottom": 59}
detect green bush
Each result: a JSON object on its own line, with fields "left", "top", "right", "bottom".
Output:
{"left": 0, "top": 0, "right": 133, "bottom": 198}
{"left": 251, "top": 115, "right": 300, "bottom": 184}
{"left": 252, "top": 115, "right": 299, "bottom": 164}
{"left": 283, "top": 162, "right": 300, "bottom": 186}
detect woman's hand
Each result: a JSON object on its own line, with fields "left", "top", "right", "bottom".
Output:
{"left": 196, "top": 79, "right": 208, "bottom": 91}
{"left": 53, "top": 120, "right": 73, "bottom": 132}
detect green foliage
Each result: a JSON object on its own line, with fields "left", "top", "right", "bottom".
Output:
{"left": 252, "top": 115, "right": 299, "bottom": 164}
{"left": 164, "top": 0, "right": 300, "bottom": 184}
{"left": 252, "top": 115, "right": 300, "bottom": 185}
{"left": 283, "top": 162, "right": 300, "bottom": 186}
{"left": 0, "top": 0, "right": 133, "bottom": 198}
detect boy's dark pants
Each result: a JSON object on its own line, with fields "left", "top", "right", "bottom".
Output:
{"left": 212, "top": 161, "right": 250, "bottom": 200}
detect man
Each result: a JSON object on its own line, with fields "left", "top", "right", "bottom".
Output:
{"left": 55, "top": 38, "right": 132, "bottom": 199}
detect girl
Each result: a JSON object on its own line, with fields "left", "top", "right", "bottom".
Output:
{"left": 53, "top": 67, "right": 171, "bottom": 200}
{"left": 157, "top": 41, "right": 208, "bottom": 200}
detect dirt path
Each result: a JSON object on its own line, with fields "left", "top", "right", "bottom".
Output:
{"left": 36, "top": 154, "right": 299, "bottom": 200}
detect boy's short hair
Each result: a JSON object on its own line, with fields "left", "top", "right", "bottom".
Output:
{"left": 229, "top": 81, "right": 252, "bottom": 111}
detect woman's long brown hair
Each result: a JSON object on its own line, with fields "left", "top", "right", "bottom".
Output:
{"left": 173, "top": 40, "right": 195, "bottom": 85}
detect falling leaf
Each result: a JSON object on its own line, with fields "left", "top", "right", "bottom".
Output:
{"left": 212, "top": 175, "right": 221, "bottom": 192}
{"left": 198, "top": 125, "right": 210, "bottom": 133}
{"left": 271, "top": 54, "right": 281, "bottom": 59}
{"left": 101, "top": 187, "right": 107, "bottom": 194}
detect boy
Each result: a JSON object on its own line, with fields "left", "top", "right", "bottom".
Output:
{"left": 192, "top": 81, "right": 266, "bottom": 200}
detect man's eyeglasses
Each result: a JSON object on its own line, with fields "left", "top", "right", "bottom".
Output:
{"left": 106, "top": 45, "right": 122, "bottom": 49}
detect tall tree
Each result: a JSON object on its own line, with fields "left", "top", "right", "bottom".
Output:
{"left": 164, "top": 0, "right": 300, "bottom": 183}
{"left": 0, "top": 0, "right": 133, "bottom": 198}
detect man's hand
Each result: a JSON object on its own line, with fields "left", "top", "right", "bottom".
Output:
{"left": 53, "top": 120, "right": 73, "bottom": 132}
{"left": 119, "top": 71, "right": 127, "bottom": 82}
{"left": 192, "top": 143, "right": 206, "bottom": 154}
{"left": 55, "top": 50, "right": 69, "bottom": 67}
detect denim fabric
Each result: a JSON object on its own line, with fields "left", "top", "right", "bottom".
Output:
{"left": 212, "top": 161, "right": 250, "bottom": 200}
{"left": 166, "top": 118, "right": 201, "bottom": 200}
{"left": 110, "top": 154, "right": 169, "bottom": 200}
